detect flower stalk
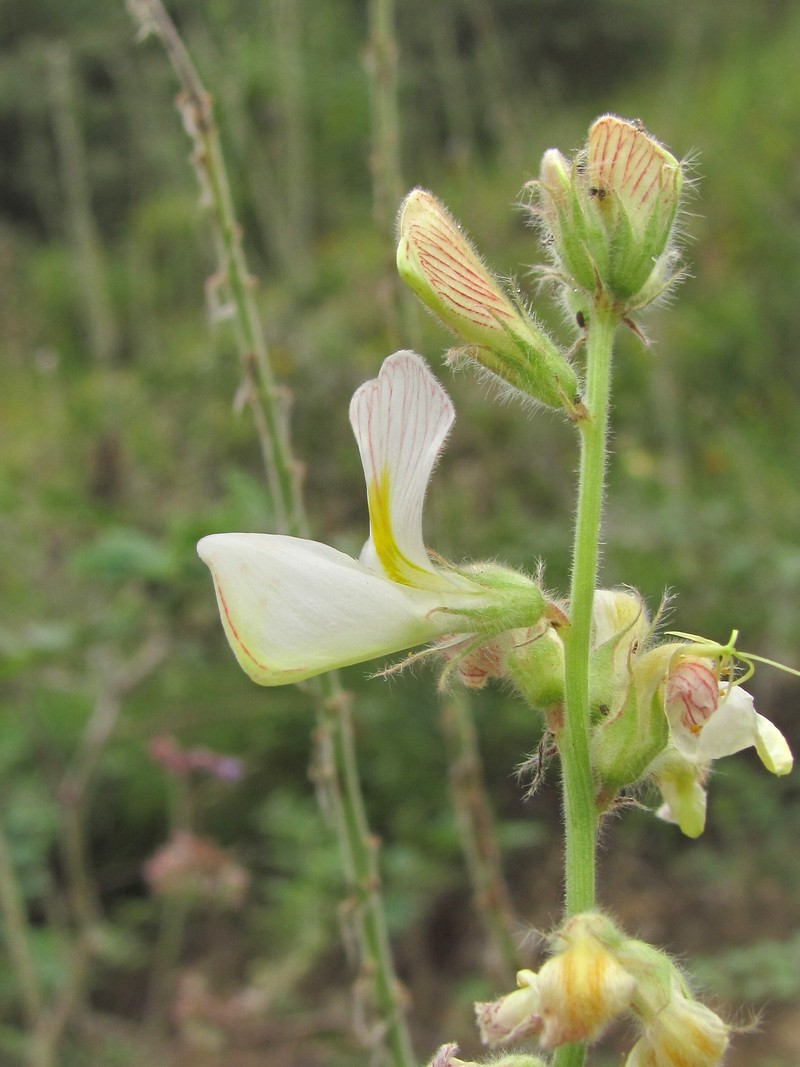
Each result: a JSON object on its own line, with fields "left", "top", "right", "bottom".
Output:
{"left": 128, "top": 4, "right": 415, "bottom": 1064}
{"left": 554, "top": 304, "right": 618, "bottom": 1067}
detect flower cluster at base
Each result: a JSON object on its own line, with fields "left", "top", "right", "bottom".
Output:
{"left": 426, "top": 1043, "right": 545, "bottom": 1067}
{"left": 198, "top": 352, "right": 556, "bottom": 687}
{"left": 474, "top": 912, "right": 729, "bottom": 1066}
{"left": 507, "top": 588, "right": 793, "bottom": 836}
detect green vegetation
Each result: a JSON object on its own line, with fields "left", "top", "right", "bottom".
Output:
{"left": 1, "top": 2, "right": 799, "bottom": 1064}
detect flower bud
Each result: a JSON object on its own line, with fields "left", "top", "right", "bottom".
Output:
{"left": 589, "top": 588, "right": 651, "bottom": 716}
{"left": 506, "top": 624, "right": 565, "bottom": 713}
{"left": 533, "top": 116, "right": 684, "bottom": 311}
{"left": 591, "top": 588, "right": 650, "bottom": 652}
{"left": 536, "top": 912, "right": 636, "bottom": 1048}
{"left": 589, "top": 595, "right": 670, "bottom": 792}
{"left": 591, "top": 671, "right": 670, "bottom": 794}
{"left": 397, "top": 188, "right": 585, "bottom": 418}
{"left": 475, "top": 969, "right": 541, "bottom": 1046}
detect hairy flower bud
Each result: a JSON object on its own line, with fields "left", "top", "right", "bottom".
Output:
{"left": 532, "top": 115, "right": 684, "bottom": 312}
{"left": 397, "top": 188, "right": 585, "bottom": 418}
{"left": 507, "top": 623, "right": 566, "bottom": 713}
{"left": 589, "top": 593, "right": 670, "bottom": 793}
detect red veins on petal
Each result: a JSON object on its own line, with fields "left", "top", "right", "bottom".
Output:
{"left": 410, "top": 194, "right": 516, "bottom": 330}
{"left": 666, "top": 660, "right": 720, "bottom": 735}
{"left": 215, "top": 578, "right": 274, "bottom": 675}
{"left": 589, "top": 117, "right": 669, "bottom": 216}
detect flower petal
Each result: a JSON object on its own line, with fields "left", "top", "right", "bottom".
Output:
{"left": 654, "top": 757, "right": 707, "bottom": 838}
{"left": 197, "top": 532, "right": 463, "bottom": 685}
{"left": 664, "top": 659, "right": 720, "bottom": 761}
{"left": 349, "top": 351, "right": 472, "bottom": 592}
{"left": 475, "top": 970, "right": 541, "bottom": 1047}
{"left": 694, "top": 686, "right": 793, "bottom": 774}
{"left": 588, "top": 115, "right": 682, "bottom": 235}
{"left": 753, "top": 712, "right": 793, "bottom": 775}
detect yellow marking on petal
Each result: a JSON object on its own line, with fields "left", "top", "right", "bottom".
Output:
{"left": 367, "top": 467, "right": 431, "bottom": 587}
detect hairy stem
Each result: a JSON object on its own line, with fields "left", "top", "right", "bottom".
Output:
{"left": 554, "top": 305, "right": 617, "bottom": 1067}
{"left": 127, "top": 5, "right": 415, "bottom": 1062}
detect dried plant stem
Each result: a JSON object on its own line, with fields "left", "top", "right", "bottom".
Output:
{"left": 426, "top": 6, "right": 475, "bottom": 167}
{"left": 0, "top": 820, "right": 44, "bottom": 1030}
{"left": 365, "top": 0, "right": 402, "bottom": 238}
{"left": 365, "top": 0, "right": 416, "bottom": 345}
{"left": 268, "top": 0, "right": 313, "bottom": 284}
{"left": 47, "top": 42, "right": 118, "bottom": 367}
{"left": 554, "top": 304, "right": 617, "bottom": 1067}
{"left": 127, "top": 5, "right": 415, "bottom": 1063}
{"left": 29, "top": 942, "right": 90, "bottom": 1067}
{"left": 460, "top": 0, "right": 520, "bottom": 164}
{"left": 58, "top": 636, "right": 170, "bottom": 934}
{"left": 440, "top": 691, "right": 521, "bottom": 985}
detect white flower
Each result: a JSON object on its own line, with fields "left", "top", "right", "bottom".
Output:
{"left": 665, "top": 661, "right": 793, "bottom": 775}
{"left": 653, "top": 658, "right": 793, "bottom": 837}
{"left": 198, "top": 351, "right": 544, "bottom": 686}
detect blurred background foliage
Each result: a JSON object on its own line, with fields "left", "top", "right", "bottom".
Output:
{"left": 1, "top": 0, "right": 799, "bottom": 1064}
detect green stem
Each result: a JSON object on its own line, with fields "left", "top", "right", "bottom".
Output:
{"left": 553, "top": 305, "right": 617, "bottom": 1067}
{"left": 128, "top": 6, "right": 415, "bottom": 1064}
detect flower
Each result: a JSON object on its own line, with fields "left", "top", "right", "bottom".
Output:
{"left": 475, "top": 969, "right": 542, "bottom": 1046}
{"left": 397, "top": 189, "right": 584, "bottom": 418}
{"left": 664, "top": 661, "right": 793, "bottom": 774}
{"left": 198, "top": 352, "right": 548, "bottom": 686}
{"left": 625, "top": 981, "right": 729, "bottom": 1067}
{"left": 536, "top": 913, "right": 637, "bottom": 1048}
{"left": 652, "top": 660, "right": 793, "bottom": 836}
{"left": 582, "top": 591, "right": 793, "bottom": 828}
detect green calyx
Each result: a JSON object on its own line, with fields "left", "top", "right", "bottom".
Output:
{"left": 458, "top": 564, "right": 550, "bottom": 637}
{"left": 507, "top": 624, "right": 566, "bottom": 712}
